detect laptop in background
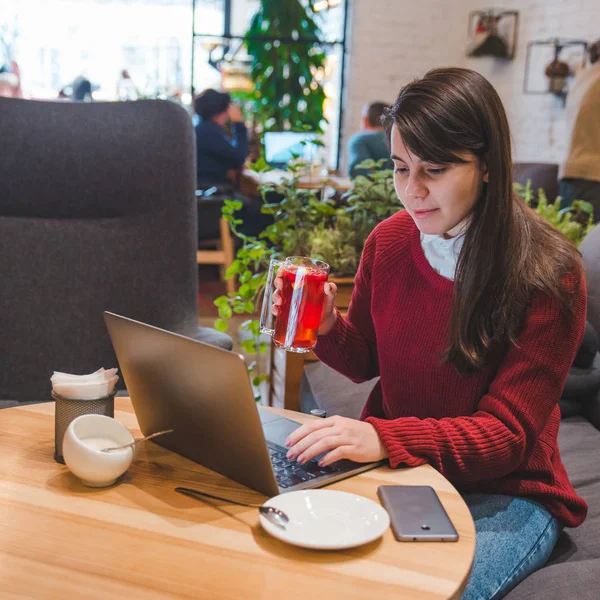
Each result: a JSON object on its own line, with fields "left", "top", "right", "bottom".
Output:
{"left": 264, "top": 131, "right": 318, "bottom": 168}
{"left": 104, "top": 312, "right": 382, "bottom": 497}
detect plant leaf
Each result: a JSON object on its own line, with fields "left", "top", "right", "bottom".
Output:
{"left": 214, "top": 319, "right": 228, "bottom": 333}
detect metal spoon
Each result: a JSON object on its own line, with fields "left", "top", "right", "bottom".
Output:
{"left": 101, "top": 429, "right": 174, "bottom": 453}
{"left": 174, "top": 487, "right": 290, "bottom": 530}
{"left": 259, "top": 505, "right": 290, "bottom": 530}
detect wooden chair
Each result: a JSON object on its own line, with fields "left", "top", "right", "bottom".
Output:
{"left": 196, "top": 212, "right": 236, "bottom": 294}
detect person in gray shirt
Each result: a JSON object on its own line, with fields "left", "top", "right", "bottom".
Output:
{"left": 347, "top": 101, "right": 393, "bottom": 178}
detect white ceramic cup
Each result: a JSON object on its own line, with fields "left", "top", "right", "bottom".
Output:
{"left": 62, "top": 414, "right": 134, "bottom": 487}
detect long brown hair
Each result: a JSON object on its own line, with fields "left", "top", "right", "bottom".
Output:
{"left": 383, "top": 67, "right": 582, "bottom": 372}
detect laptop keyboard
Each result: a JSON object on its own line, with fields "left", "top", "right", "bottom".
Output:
{"left": 268, "top": 445, "right": 338, "bottom": 488}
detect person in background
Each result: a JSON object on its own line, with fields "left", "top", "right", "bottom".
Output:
{"left": 10, "top": 60, "right": 23, "bottom": 98}
{"left": 59, "top": 76, "right": 94, "bottom": 102}
{"left": 559, "top": 38, "right": 600, "bottom": 220}
{"left": 116, "top": 69, "right": 139, "bottom": 101}
{"left": 194, "top": 88, "right": 271, "bottom": 238}
{"left": 0, "top": 71, "right": 18, "bottom": 98}
{"left": 0, "top": 57, "right": 21, "bottom": 98}
{"left": 194, "top": 89, "right": 248, "bottom": 189}
{"left": 72, "top": 76, "right": 93, "bottom": 102}
{"left": 273, "top": 68, "right": 587, "bottom": 599}
{"left": 347, "top": 101, "right": 394, "bottom": 178}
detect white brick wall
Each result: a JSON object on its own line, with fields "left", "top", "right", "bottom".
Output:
{"left": 343, "top": 0, "right": 600, "bottom": 170}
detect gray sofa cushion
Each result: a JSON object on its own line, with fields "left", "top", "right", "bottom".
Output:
{"left": 300, "top": 361, "right": 376, "bottom": 419}
{"left": 580, "top": 224, "right": 600, "bottom": 337}
{"left": 548, "top": 417, "right": 600, "bottom": 563}
{"left": 499, "top": 416, "right": 600, "bottom": 599}
{"left": 584, "top": 389, "right": 600, "bottom": 431}
{"left": 504, "top": 559, "right": 600, "bottom": 600}
{"left": 559, "top": 352, "right": 600, "bottom": 418}
{"left": 562, "top": 353, "right": 600, "bottom": 401}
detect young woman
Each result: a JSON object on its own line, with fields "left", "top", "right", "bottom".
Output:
{"left": 273, "top": 68, "right": 587, "bottom": 599}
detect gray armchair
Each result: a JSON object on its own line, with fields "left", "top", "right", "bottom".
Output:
{"left": 0, "top": 97, "right": 232, "bottom": 404}
{"left": 512, "top": 162, "right": 559, "bottom": 203}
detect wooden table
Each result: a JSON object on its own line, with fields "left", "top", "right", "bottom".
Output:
{"left": 242, "top": 168, "right": 353, "bottom": 192}
{"left": 296, "top": 173, "right": 352, "bottom": 191}
{"left": 0, "top": 398, "right": 475, "bottom": 599}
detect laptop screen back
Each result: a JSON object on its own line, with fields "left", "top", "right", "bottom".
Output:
{"left": 264, "top": 131, "right": 318, "bottom": 167}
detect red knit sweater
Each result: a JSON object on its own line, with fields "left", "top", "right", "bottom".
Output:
{"left": 314, "top": 209, "right": 588, "bottom": 527}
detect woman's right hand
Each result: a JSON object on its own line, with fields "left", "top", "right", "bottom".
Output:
{"left": 271, "top": 277, "right": 338, "bottom": 336}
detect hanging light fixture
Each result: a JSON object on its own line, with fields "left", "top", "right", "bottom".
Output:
{"left": 545, "top": 42, "right": 571, "bottom": 96}
{"left": 220, "top": 64, "right": 253, "bottom": 92}
{"left": 314, "top": 0, "right": 342, "bottom": 12}
{"left": 523, "top": 38, "right": 587, "bottom": 103}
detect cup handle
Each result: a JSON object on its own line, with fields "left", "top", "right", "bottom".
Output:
{"left": 259, "top": 259, "right": 285, "bottom": 336}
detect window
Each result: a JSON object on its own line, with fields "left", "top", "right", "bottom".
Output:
{"left": 192, "top": 0, "right": 348, "bottom": 168}
{"left": 3, "top": 0, "right": 193, "bottom": 103}
{"left": 3, "top": 0, "right": 348, "bottom": 167}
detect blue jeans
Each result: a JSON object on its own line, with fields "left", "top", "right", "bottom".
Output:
{"left": 461, "top": 494, "right": 561, "bottom": 600}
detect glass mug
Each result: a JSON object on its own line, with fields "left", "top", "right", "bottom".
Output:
{"left": 260, "top": 256, "right": 330, "bottom": 353}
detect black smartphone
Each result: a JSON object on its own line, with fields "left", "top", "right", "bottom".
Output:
{"left": 377, "top": 485, "right": 459, "bottom": 542}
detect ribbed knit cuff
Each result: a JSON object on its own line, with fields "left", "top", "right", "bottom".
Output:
{"left": 365, "top": 416, "right": 431, "bottom": 469}
{"left": 313, "top": 309, "right": 346, "bottom": 361}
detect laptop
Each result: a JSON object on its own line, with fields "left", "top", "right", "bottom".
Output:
{"left": 104, "top": 312, "right": 382, "bottom": 497}
{"left": 264, "top": 131, "right": 318, "bottom": 168}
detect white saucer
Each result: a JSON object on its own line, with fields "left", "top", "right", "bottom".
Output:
{"left": 260, "top": 489, "right": 390, "bottom": 550}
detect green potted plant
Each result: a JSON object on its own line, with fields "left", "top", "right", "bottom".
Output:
{"left": 213, "top": 158, "right": 401, "bottom": 401}
{"left": 245, "top": 0, "right": 328, "bottom": 133}
{"left": 514, "top": 180, "right": 594, "bottom": 246}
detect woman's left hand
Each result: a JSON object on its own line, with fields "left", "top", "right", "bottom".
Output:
{"left": 285, "top": 416, "right": 388, "bottom": 467}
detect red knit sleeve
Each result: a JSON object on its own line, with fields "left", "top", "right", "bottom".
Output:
{"left": 366, "top": 271, "right": 587, "bottom": 482}
{"left": 313, "top": 230, "right": 379, "bottom": 383}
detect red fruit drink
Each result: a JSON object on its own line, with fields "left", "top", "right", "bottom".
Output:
{"left": 274, "top": 263, "right": 328, "bottom": 351}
